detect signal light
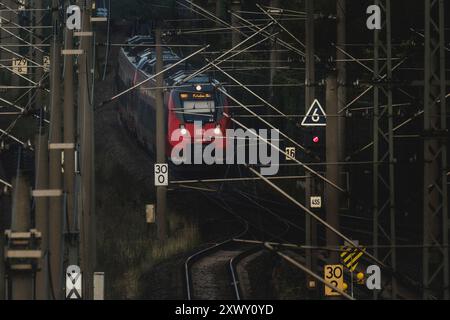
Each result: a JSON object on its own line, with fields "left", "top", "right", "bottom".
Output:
{"left": 312, "top": 136, "right": 319, "bottom": 144}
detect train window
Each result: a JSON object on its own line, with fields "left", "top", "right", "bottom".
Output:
{"left": 182, "top": 100, "right": 215, "bottom": 122}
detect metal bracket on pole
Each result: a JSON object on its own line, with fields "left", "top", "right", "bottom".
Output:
{"left": 74, "top": 31, "right": 93, "bottom": 37}
{"left": 4, "top": 229, "right": 42, "bottom": 271}
{"left": 32, "top": 189, "right": 63, "bottom": 197}
{"left": 61, "top": 49, "right": 84, "bottom": 55}
{"left": 90, "top": 17, "right": 107, "bottom": 22}
{"left": 49, "top": 143, "right": 75, "bottom": 150}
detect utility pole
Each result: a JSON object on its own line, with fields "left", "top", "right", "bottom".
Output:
{"left": 215, "top": 0, "right": 225, "bottom": 25}
{"left": 0, "top": 180, "right": 5, "bottom": 300}
{"left": 77, "top": 0, "right": 95, "bottom": 299}
{"left": 155, "top": 27, "right": 167, "bottom": 241}
{"left": 34, "top": 129, "right": 49, "bottom": 299}
{"left": 0, "top": 173, "right": 4, "bottom": 300}
{"left": 230, "top": 0, "right": 241, "bottom": 48}
{"left": 63, "top": 4, "right": 77, "bottom": 265}
{"left": 304, "top": 0, "right": 317, "bottom": 294}
{"left": 336, "top": 0, "right": 346, "bottom": 202}
{"left": 34, "top": 0, "right": 44, "bottom": 110}
{"left": 48, "top": 0, "right": 63, "bottom": 300}
{"left": 269, "top": 0, "right": 280, "bottom": 101}
{"left": 9, "top": 173, "right": 33, "bottom": 300}
{"left": 325, "top": 73, "right": 340, "bottom": 263}
{"left": 422, "top": 0, "right": 448, "bottom": 300}
{"left": 27, "top": 0, "right": 35, "bottom": 111}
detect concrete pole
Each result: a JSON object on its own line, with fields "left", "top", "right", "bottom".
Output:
{"left": 269, "top": 0, "right": 280, "bottom": 101}
{"left": 0, "top": 162, "right": 7, "bottom": 300}
{"left": 63, "top": 11, "right": 76, "bottom": 265}
{"left": 325, "top": 73, "right": 340, "bottom": 263}
{"left": 304, "top": 0, "right": 316, "bottom": 283}
{"left": 215, "top": 0, "right": 225, "bottom": 24}
{"left": 155, "top": 28, "right": 167, "bottom": 241}
{"left": 336, "top": 0, "right": 346, "bottom": 179}
{"left": 230, "top": 0, "right": 241, "bottom": 48}
{"left": 78, "top": 0, "right": 94, "bottom": 299}
{"left": 48, "top": 0, "right": 63, "bottom": 300}
{"left": 10, "top": 173, "right": 33, "bottom": 300}
{"left": 331, "top": 0, "right": 346, "bottom": 264}
{"left": 35, "top": 0, "right": 44, "bottom": 110}
{"left": 34, "top": 131, "right": 49, "bottom": 299}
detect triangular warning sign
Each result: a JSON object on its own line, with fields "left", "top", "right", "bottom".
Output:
{"left": 301, "top": 99, "right": 326, "bottom": 127}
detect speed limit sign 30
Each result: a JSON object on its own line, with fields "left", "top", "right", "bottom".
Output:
{"left": 154, "top": 163, "right": 168, "bottom": 186}
{"left": 324, "top": 264, "right": 344, "bottom": 296}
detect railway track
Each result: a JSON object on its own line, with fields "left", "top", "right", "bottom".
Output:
{"left": 184, "top": 170, "right": 294, "bottom": 300}
{"left": 185, "top": 240, "right": 258, "bottom": 300}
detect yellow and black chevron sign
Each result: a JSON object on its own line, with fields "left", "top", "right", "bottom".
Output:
{"left": 340, "top": 245, "right": 366, "bottom": 272}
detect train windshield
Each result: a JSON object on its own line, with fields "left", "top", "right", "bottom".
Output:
{"left": 182, "top": 100, "right": 215, "bottom": 122}
{"left": 178, "top": 91, "right": 217, "bottom": 122}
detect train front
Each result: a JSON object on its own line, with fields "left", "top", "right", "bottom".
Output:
{"left": 167, "top": 76, "right": 230, "bottom": 166}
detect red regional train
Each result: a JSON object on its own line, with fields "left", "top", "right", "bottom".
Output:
{"left": 116, "top": 35, "right": 231, "bottom": 164}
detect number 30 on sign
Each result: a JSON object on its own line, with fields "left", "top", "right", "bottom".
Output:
{"left": 324, "top": 264, "right": 344, "bottom": 296}
{"left": 154, "top": 163, "right": 168, "bottom": 186}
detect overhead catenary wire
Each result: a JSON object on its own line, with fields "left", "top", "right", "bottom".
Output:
{"left": 181, "top": 21, "right": 276, "bottom": 84}
{"left": 264, "top": 243, "right": 355, "bottom": 300}
{"left": 98, "top": 45, "right": 210, "bottom": 107}
{"left": 228, "top": 10, "right": 305, "bottom": 57}
{"left": 224, "top": 112, "right": 345, "bottom": 194}
{"left": 255, "top": 4, "right": 313, "bottom": 58}
{"left": 248, "top": 167, "right": 392, "bottom": 279}
{"left": 211, "top": 62, "right": 319, "bottom": 159}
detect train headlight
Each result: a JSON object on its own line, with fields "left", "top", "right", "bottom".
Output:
{"left": 214, "top": 125, "right": 221, "bottom": 135}
{"left": 180, "top": 125, "right": 187, "bottom": 135}
{"left": 196, "top": 85, "right": 202, "bottom": 91}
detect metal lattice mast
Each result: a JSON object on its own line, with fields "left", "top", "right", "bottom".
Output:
{"left": 372, "top": 0, "right": 397, "bottom": 299}
{"left": 422, "top": 0, "right": 449, "bottom": 300}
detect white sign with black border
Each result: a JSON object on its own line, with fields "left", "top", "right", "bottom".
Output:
{"left": 154, "top": 163, "right": 168, "bottom": 186}
{"left": 66, "top": 265, "right": 82, "bottom": 299}
{"left": 310, "top": 196, "right": 322, "bottom": 208}
{"left": 301, "top": 99, "right": 327, "bottom": 127}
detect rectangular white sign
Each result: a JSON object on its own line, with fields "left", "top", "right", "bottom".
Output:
{"left": 154, "top": 163, "right": 168, "bottom": 186}
{"left": 310, "top": 196, "right": 322, "bottom": 208}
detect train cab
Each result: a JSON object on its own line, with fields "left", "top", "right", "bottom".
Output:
{"left": 167, "top": 75, "right": 231, "bottom": 162}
